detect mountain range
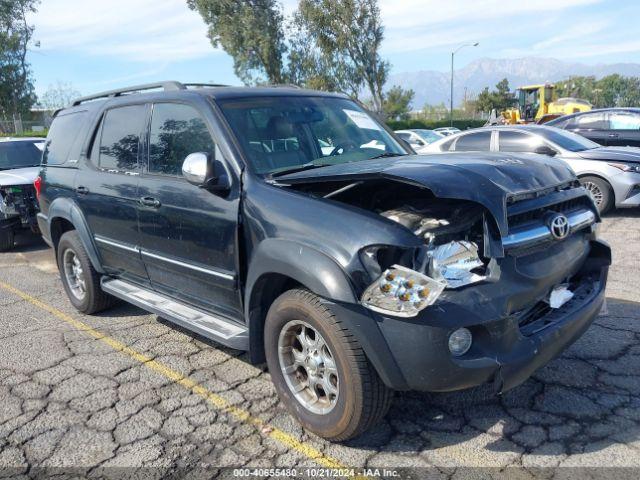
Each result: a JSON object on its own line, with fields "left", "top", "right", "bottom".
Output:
{"left": 387, "top": 57, "right": 640, "bottom": 109}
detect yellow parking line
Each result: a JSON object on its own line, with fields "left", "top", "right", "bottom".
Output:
{"left": 0, "top": 280, "right": 347, "bottom": 470}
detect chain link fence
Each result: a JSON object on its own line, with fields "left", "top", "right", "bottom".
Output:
{"left": 0, "top": 112, "right": 53, "bottom": 136}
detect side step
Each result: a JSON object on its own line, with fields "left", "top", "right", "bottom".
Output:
{"left": 101, "top": 278, "right": 248, "bottom": 350}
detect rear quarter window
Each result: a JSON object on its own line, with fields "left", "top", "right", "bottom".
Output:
{"left": 44, "top": 110, "right": 89, "bottom": 165}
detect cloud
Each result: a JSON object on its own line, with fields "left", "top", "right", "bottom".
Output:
{"left": 30, "top": 0, "right": 219, "bottom": 62}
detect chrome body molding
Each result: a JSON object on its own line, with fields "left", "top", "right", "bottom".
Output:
{"left": 93, "top": 235, "right": 235, "bottom": 281}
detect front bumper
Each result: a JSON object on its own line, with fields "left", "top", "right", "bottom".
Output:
{"left": 332, "top": 239, "right": 611, "bottom": 393}
{"left": 612, "top": 171, "right": 640, "bottom": 207}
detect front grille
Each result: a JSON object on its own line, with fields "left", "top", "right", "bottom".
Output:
{"left": 508, "top": 196, "right": 592, "bottom": 233}
{"left": 517, "top": 277, "right": 598, "bottom": 336}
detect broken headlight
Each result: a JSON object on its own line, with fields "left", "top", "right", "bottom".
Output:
{"left": 427, "top": 240, "right": 487, "bottom": 289}
{"left": 361, "top": 265, "right": 446, "bottom": 318}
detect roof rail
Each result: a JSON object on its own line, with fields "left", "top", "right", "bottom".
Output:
{"left": 70, "top": 81, "right": 229, "bottom": 106}
{"left": 266, "top": 84, "right": 302, "bottom": 89}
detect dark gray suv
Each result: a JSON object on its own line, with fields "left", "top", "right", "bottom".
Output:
{"left": 36, "top": 81, "right": 610, "bottom": 440}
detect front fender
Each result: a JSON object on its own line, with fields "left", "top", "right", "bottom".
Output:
{"left": 245, "top": 238, "right": 357, "bottom": 315}
{"left": 47, "top": 197, "right": 104, "bottom": 273}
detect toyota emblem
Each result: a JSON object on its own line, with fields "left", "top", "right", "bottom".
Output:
{"left": 548, "top": 214, "right": 570, "bottom": 240}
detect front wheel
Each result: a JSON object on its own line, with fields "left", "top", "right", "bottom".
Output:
{"left": 580, "top": 175, "right": 613, "bottom": 214}
{"left": 264, "top": 289, "right": 393, "bottom": 441}
{"left": 0, "top": 227, "right": 15, "bottom": 252}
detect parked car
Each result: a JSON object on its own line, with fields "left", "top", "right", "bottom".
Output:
{"left": 546, "top": 108, "right": 640, "bottom": 147}
{"left": 434, "top": 127, "right": 461, "bottom": 136}
{"left": 394, "top": 129, "right": 444, "bottom": 153}
{"left": 37, "top": 81, "right": 610, "bottom": 440}
{"left": 425, "top": 125, "right": 640, "bottom": 213}
{"left": 0, "top": 137, "right": 45, "bottom": 250}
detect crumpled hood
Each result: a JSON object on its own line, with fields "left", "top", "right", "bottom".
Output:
{"left": 277, "top": 152, "right": 576, "bottom": 236}
{"left": 577, "top": 147, "right": 640, "bottom": 163}
{"left": 0, "top": 167, "right": 40, "bottom": 187}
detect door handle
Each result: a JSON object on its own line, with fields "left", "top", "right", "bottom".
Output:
{"left": 75, "top": 186, "right": 89, "bottom": 195}
{"left": 139, "top": 196, "right": 161, "bottom": 208}
{"left": 608, "top": 133, "right": 619, "bottom": 138}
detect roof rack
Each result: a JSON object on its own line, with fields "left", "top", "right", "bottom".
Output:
{"left": 71, "top": 81, "right": 229, "bottom": 106}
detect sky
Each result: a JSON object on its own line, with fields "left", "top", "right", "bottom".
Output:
{"left": 27, "top": 0, "right": 640, "bottom": 98}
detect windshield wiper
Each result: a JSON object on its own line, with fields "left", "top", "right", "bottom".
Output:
{"left": 369, "top": 152, "right": 406, "bottom": 160}
{"left": 268, "top": 162, "right": 333, "bottom": 178}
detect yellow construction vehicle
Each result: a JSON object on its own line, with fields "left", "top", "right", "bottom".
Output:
{"left": 501, "top": 83, "right": 592, "bottom": 124}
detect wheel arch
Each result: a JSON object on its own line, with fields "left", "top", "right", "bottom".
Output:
{"left": 244, "top": 239, "right": 357, "bottom": 364}
{"left": 47, "top": 197, "right": 104, "bottom": 273}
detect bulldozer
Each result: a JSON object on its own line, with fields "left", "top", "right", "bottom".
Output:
{"left": 501, "top": 83, "right": 592, "bottom": 124}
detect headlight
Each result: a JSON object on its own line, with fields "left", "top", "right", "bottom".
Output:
{"left": 608, "top": 162, "right": 640, "bottom": 173}
{"left": 428, "top": 240, "right": 486, "bottom": 289}
{"left": 361, "top": 265, "right": 446, "bottom": 318}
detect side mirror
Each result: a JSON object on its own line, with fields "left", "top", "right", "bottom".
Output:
{"left": 182, "top": 152, "right": 231, "bottom": 193}
{"left": 413, "top": 139, "right": 425, "bottom": 146}
{"left": 534, "top": 145, "right": 557, "bottom": 156}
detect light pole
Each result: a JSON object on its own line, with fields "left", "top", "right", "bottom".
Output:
{"left": 450, "top": 42, "right": 479, "bottom": 126}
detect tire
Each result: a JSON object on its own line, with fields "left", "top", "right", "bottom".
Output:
{"left": 0, "top": 227, "right": 15, "bottom": 252}
{"left": 264, "top": 289, "right": 393, "bottom": 441}
{"left": 580, "top": 175, "right": 613, "bottom": 214}
{"left": 57, "top": 230, "right": 116, "bottom": 314}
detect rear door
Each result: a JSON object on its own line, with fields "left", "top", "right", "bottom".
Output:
{"left": 74, "top": 103, "right": 149, "bottom": 285}
{"left": 136, "top": 100, "right": 241, "bottom": 319}
{"left": 566, "top": 112, "right": 609, "bottom": 145}
{"left": 606, "top": 111, "right": 640, "bottom": 147}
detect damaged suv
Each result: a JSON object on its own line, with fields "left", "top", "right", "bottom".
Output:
{"left": 0, "top": 137, "right": 45, "bottom": 250}
{"left": 37, "top": 82, "right": 610, "bottom": 440}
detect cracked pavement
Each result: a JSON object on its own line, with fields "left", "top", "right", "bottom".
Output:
{"left": 1, "top": 210, "right": 640, "bottom": 477}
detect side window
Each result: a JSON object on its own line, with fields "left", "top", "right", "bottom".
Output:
{"left": 44, "top": 111, "right": 88, "bottom": 165}
{"left": 148, "top": 103, "right": 214, "bottom": 176}
{"left": 453, "top": 131, "right": 492, "bottom": 152}
{"left": 609, "top": 112, "right": 640, "bottom": 130}
{"left": 575, "top": 113, "right": 607, "bottom": 129}
{"left": 498, "top": 131, "right": 539, "bottom": 152}
{"left": 97, "top": 105, "right": 146, "bottom": 172}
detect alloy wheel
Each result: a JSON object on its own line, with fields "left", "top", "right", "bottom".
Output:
{"left": 583, "top": 181, "right": 603, "bottom": 206}
{"left": 62, "top": 248, "right": 86, "bottom": 300}
{"left": 278, "top": 320, "right": 339, "bottom": 415}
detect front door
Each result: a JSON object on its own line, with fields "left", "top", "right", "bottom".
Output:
{"left": 74, "top": 103, "right": 148, "bottom": 285}
{"left": 136, "top": 101, "right": 241, "bottom": 319}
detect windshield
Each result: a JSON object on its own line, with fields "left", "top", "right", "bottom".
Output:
{"left": 0, "top": 141, "right": 44, "bottom": 170}
{"left": 217, "top": 95, "right": 407, "bottom": 175}
{"left": 413, "top": 129, "right": 443, "bottom": 143}
{"left": 536, "top": 127, "right": 599, "bottom": 152}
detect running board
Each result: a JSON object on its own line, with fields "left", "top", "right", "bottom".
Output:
{"left": 101, "top": 278, "right": 248, "bottom": 350}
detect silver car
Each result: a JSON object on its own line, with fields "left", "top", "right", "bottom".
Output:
{"left": 425, "top": 125, "right": 640, "bottom": 213}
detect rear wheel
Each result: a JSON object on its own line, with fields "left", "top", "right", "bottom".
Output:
{"left": 57, "top": 230, "right": 116, "bottom": 314}
{"left": 0, "top": 227, "right": 15, "bottom": 252}
{"left": 265, "top": 289, "right": 393, "bottom": 441}
{"left": 580, "top": 176, "right": 613, "bottom": 214}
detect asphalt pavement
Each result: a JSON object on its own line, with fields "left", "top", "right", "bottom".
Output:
{"left": 1, "top": 211, "right": 639, "bottom": 478}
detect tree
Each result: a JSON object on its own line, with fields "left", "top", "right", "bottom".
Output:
{"left": 382, "top": 86, "right": 414, "bottom": 121}
{"left": 474, "top": 78, "right": 514, "bottom": 113}
{"left": 298, "top": 0, "right": 389, "bottom": 113}
{"left": 0, "top": 0, "right": 39, "bottom": 118}
{"left": 38, "top": 81, "right": 81, "bottom": 110}
{"left": 187, "top": 0, "right": 287, "bottom": 85}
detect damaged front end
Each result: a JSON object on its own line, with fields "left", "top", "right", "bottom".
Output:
{"left": 292, "top": 179, "right": 499, "bottom": 317}
{"left": 0, "top": 185, "right": 39, "bottom": 231}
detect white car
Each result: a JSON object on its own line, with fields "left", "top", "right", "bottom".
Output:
{"left": 0, "top": 137, "right": 45, "bottom": 249}
{"left": 394, "top": 129, "right": 444, "bottom": 153}
{"left": 434, "top": 127, "right": 461, "bottom": 136}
